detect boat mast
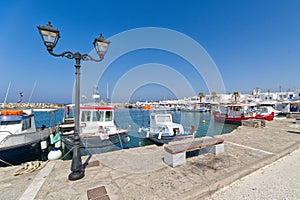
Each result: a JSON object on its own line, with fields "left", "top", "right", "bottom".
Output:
{"left": 3, "top": 81, "right": 11, "bottom": 104}
{"left": 28, "top": 80, "right": 37, "bottom": 103}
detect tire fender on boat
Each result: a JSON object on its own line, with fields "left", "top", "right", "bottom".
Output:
{"left": 158, "top": 131, "right": 162, "bottom": 140}
{"left": 121, "top": 135, "right": 130, "bottom": 143}
{"left": 40, "top": 140, "right": 48, "bottom": 150}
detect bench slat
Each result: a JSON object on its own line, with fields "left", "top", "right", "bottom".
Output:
{"left": 164, "top": 138, "right": 224, "bottom": 154}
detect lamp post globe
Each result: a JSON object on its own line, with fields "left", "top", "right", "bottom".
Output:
{"left": 37, "top": 22, "right": 109, "bottom": 181}
{"left": 94, "top": 34, "right": 110, "bottom": 58}
{"left": 37, "top": 22, "right": 60, "bottom": 52}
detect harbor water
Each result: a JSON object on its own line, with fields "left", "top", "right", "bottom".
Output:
{"left": 32, "top": 108, "right": 238, "bottom": 161}
{"left": 114, "top": 108, "right": 238, "bottom": 148}
{"left": 35, "top": 108, "right": 238, "bottom": 148}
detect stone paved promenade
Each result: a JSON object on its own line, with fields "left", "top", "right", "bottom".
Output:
{"left": 1, "top": 119, "right": 300, "bottom": 200}
{"left": 206, "top": 146, "right": 300, "bottom": 199}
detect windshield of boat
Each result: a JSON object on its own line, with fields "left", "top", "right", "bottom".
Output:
{"left": 157, "top": 115, "right": 172, "bottom": 123}
{"left": 81, "top": 111, "right": 91, "bottom": 122}
{"left": 0, "top": 121, "right": 21, "bottom": 126}
{"left": 0, "top": 120, "right": 21, "bottom": 131}
{"left": 92, "top": 111, "right": 104, "bottom": 122}
{"left": 81, "top": 110, "right": 113, "bottom": 122}
{"left": 105, "top": 111, "right": 113, "bottom": 121}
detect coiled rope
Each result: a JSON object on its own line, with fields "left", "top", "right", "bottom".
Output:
{"left": 0, "top": 133, "right": 74, "bottom": 176}
{"left": 14, "top": 160, "right": 48, "bottom": 176}
{"left": 13, "top": 146, "right": 74, "bottom": 176}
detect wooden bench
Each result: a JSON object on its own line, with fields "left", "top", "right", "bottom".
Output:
{"left": 163, "top": 137, "right": 225, "bottom": 167}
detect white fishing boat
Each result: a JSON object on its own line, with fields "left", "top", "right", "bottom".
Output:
{"left": 181, "top": 103, "right": 209, "bottom": 112}
{"left": 153, "top": 104, "right": 176, "bottom": 111}
{"left": 0, "top": 109, "right": 56, "bottom": 167}
{"left": 138, "top": 112, "right": 195, "bottom": 144}
{"left": 257, "top": 106, "right": 281, "bottom": 116}
{"left": 60, "top": 104, "right": 130, "bottom": 155}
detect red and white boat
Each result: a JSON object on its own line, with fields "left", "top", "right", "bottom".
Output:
{"left": 213, "top": 104, "right": 275, "bottom": 124}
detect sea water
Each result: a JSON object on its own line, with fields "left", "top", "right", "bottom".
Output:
{"left": 114, "top": 108, "right": 238, "bottom": 149}
{"left": 3, "top": 108, "right": 235, "bottom": 165}
{"left": 35, "top": 108, "right": 237, "bottom": 155}
{"left": 34, "top": 109, "right": 66, "bottom": 128}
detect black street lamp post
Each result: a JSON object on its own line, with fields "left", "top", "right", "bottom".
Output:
{"left": 37, "top": 22, "right": 110, "bottom": 181}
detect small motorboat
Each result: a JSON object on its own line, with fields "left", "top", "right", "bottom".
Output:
{"left": 138, "top": 112, "right": 195, "bottom": 144}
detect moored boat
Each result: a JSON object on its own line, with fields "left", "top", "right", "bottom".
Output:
{"left": 0, "top": 109, "right": 56, "bottom": 167}
{"left": 138, "top": 111, "right": 195, "bottom": 144}
{"left": 213, "top": 104, "right": 274, "bottom": 124}
{"left": 181, "top": 103, "right": 210, "bottom": 112}
{"left": 60, "top": 104, "right": 130, "bottom": 155}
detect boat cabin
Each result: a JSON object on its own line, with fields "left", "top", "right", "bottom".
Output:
{"left": 219, "top": 104, "right": 257, "bottom": 118}
{"left": 0, "top": 109, "right": 36, "bottom": 143}
{"left": 79, "top": 106, "right": 117, "bottom": 134}
{"left": 149, "top": 113, "right": 184, "bottom": 135}
{"left": 150, "top": 113, "right": 173, "bottom": 127}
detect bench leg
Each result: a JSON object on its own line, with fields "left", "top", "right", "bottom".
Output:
{"left": 164, "top": 151, "right": 186, "bottom": 167}
{"left": 206, "top": 143, "right": 224, "bottom": 155}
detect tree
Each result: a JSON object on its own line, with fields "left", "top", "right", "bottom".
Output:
{"left": 198, "top": 92, "right": 205, "bottom": 102}
{"left": 232, "top": 91, "right": 240, "bottom": 103}
{"left": 211, "top": 91, "right": 217, "bottom": 102}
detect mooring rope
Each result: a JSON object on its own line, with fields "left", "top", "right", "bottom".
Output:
{"left": 13, "top": 145, "right": 74, "bottom": 176}
{"left": 0, "top": 158, "right": 14, "bottom": 166}
{"left": 60, "top": 146, "right": 74, "bottom": 160}
{"left": 117, "top": 133, "right": 124, "bottom": 150}
{"left": 14, "top": 160, "right": 49, "bottom": 176}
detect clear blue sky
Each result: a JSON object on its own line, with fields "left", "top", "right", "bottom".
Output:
{"left": 0, "top": 0, "right": 299, "bottom": 103}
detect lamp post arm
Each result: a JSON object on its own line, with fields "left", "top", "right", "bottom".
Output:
{"left": 82, "top": 54, "right": 104, "bottom": 62}
{"left": 47, "top": 50, "right": 76, "bottom": 59}
{"left": 47, "top": 50, "right": 103, "bottom": 62}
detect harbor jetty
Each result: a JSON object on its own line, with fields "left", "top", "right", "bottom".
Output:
{"left": 0, "top": 118, "right": 300, "bottom": 199}
{"left": 0, "top": 102, "right": 65, "bottom": 109}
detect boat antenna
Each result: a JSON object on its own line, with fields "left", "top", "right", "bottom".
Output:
{"left": 28, "top": 80, "right": 37, "bottom": 103}
{"left": 3, "top": 81, "right": 11, "bottom": 104}
{"left": 106, "top": 83, "right": 110, "bottom": 104}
